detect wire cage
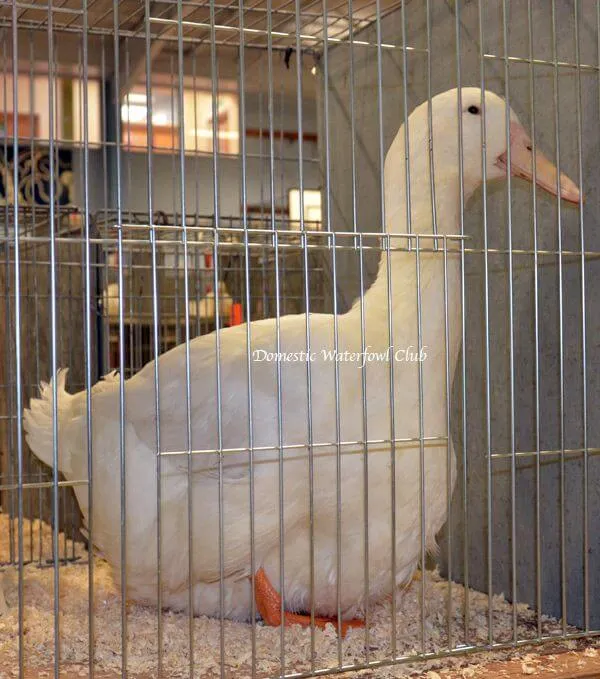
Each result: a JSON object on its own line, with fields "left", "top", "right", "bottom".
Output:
{"left": 0, "top": 205, "right": 328, "bottom": 550}
{"left": 94, "top": 210, "right": 328, "bottom": 376}
{"left": 0, "top": 206, "right": 89, "bottom": 565}
{"left": 0, "top": 0, "right": 599, "bottom": 678}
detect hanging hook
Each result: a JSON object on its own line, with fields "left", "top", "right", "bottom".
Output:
{"left": 284, "top": 46, "right": 294, "bottom": 69}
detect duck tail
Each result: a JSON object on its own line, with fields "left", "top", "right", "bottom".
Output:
{"left": 23, "top": 368, "right": 74, "bottom": 475}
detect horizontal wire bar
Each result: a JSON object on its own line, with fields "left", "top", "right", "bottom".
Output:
{"left": 3, "top": 235, "right": 600, "bottom": 261}
{"left": 490, "top": 446, "right": 600, "bottom": 461}
{"left": 0, "top": 237, "right": 467, "bottom": 256}
{"left": 108, "top": 223, "right": 471, "bottom": 241}
{"left": 159, "top": 0, "right": 359, "bottom": 23}
{"left": 149, "top": 15, "right": 428, "bottom": 52}
{"left": 0, "top": 479, "right": 89, "bottom": 492}
{"left": 2, "top": 446, "right": 590, "bottom": 482}
{"left": 484, "top": 51, "right": 600, "bottom": 72}
{"left": 0, "top": 0, "right": 83, "bottom": 14}
{"left": 243, "top": 629, "right": 600, "bottom": 679}
{"left": 0, "top": 557, "right": 86, "bottom": 567}
{"left": 159, "top": 434, "right": 450, "bottom": 458}
{"left": 0, "top": 136, "right": 320, "bottom": 163}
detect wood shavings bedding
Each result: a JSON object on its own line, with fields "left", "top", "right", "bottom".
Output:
{"left": 0, "top": 515, "right": 580, "bottom": 678}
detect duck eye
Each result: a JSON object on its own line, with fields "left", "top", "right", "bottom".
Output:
{"left": 467, "top": 105, "right": 480, "bottom": 115}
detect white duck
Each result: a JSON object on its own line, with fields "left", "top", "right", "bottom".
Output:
{"left": 23, "top": 88, "right": 579, "bottom": 633}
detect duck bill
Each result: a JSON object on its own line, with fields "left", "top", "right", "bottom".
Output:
{"left": 495, "top": 121, "right": 580, "bottom": 205}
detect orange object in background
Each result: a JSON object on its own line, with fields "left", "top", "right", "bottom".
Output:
{"left": 230, "top": 302, "right": 243, "bottom": 326}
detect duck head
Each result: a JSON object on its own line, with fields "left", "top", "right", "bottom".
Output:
{"left": 456, "top": 87, "right": 579, "bottom": 203}
{"left": 384, "top": 87, "right": 580, "bottom": 234}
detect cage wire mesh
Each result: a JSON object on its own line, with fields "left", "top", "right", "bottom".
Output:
{"left": 0, "top": 0, "right": 599, "bottom": 677}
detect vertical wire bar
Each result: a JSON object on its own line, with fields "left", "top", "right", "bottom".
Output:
{"left": 422, "top": 0, "right": 437, "bottom": 654}
{"left": 207, "top": 3, "right": 225, "bottom": 675}
{"left": 236, "top": 4, "right": 257, "bottom": 675}
{"left": 101, "top": 37, "right": 108, "bottom": 230}
{"left": 348, "top": 0, "right": 358, "bottom": 238}
{"left": 290, "top": 0, "right": 314, "bottom": 659}
{"left": 550, "top": 0, "right": 567, "bottom": 636}
{"left": 415, "top": 233, "right": 426, "bottom": 654}
{"left": 442, "top": 234, "right": 452, "bottom": 652}
{"left": 258, "top": 71, "right": 267, "bottom": 317}
{"left": 357, "top": 232, "right": 370, "bottom": 660}
{"left": 299, "top": 121, "right": 317, "bottom": 678}
{"left": 126, "top": 243, "right": 134, "bottom": 377}
{"left": 237, "top": 10, "right": 257, "bottom": 672}
{"left": 399, "top": 0, "right": 411, "bottom": 241}
{"left": 269, "top": 1, "right": 285, "bottom": 671}
{"left": 279, "top": 83, "right": 284, "bottom": 232}
{"left": 319, "top": 0, "right": 344, "bottom": 656}
{"left": 192, "top": 52, "right": 200, "bottom": 341}
{"left": 144, "top": 3, "right": 163, "bottom": 673}
{"left": 123, "top": 40, "right": 134, "bottom": 377}
{"left": 476, "top": 0, "right": 493, "bottom": 646}
{"left": 169, "top": 56, "right": 181, "bottom": 351}
{"left": 21, "top": 53, "right": 30, "bottom": 556}
{"left": 425, "top": 0, "right": 437, "bottom": 238}
{"left": 573, "top": 0, "right": 589, "bottom": 633}
{"left": 81, "top": 1, "right": 95, "bottom": 674}
{"left": 174, "top": 4, "right": 195, "bottom": 675}
{"left": 398, "top": 0, "right": 414, "bottom": 651}
{"left": 28, "top": 33, "right": 44, "bottom": 567}
{"left": 526, "top": 0, "right": 542, "bottom": 640}
{"left": 192, "top": 57, "right": 201, "bottom": 341}
{"left": 54, "top": 44, "right": 63, "bottom": 522}
{"left": 124, "top": 38, "right": 132, "bottom": 245}
{"left": 11, "top": 4, "right": 25, "bottom": 676}
{"left": 2, "top": 22, "right": 15, "bottom": 569}
{"left": 27, "top": 36, "right": 36, "bottom": 565}
{"left": 272, "top": 226, "right": 285, "bottom": 677}
{"left": 47, "top": 4, "right": 62, "bottom": 675}
{"left": 113, "top": 0, "right": 128, "bottom": 673}
{"left": 348, "top": 0, "right": 371, "bottom": 657}
{"left": 1, "top": 37, "right": 15, "bottom": 568}
{"left": 293, "top": 0, "right": 305, "bottom": 236}
{"left": 165, "top": 56, "right": 175, "bottom": 340}
{"left": 374, "top": 0, "right": 396, "bottom": 658}
{"left": 258, "top": 69, "right": 265, "bottom": 223}
{"left": 454, "top": 0, "right": 470, "bottom": 648}
{"left": 501, "top": 0, "right": 518, "bottom": 643}
{"left": 332, "top": 208, "right": 345, "bottom": 658}
{"left": 383, "top": 233, "right": 397, "bottom": 659}
{"left": 301, "top": 228, "right": 316, "bottom": 669}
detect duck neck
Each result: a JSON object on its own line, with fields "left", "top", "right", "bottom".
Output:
{"left": 349, "top": 165, "right": 470, "bottom": 330}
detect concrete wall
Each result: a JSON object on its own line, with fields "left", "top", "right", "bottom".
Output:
{"left": 320, "top": 0, "right": 600, "bottom": 628}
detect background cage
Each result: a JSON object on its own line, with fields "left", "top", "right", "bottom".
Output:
{"left": 1, "top": 0, "right": 599, "bottom": 677}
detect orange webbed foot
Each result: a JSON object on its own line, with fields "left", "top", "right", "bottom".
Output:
{"left": 254, "top": 567, "right": 365, "bottom": 637}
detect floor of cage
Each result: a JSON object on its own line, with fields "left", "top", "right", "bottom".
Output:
{"left": 0, "top": 515, "right": 598, "bottom": 679}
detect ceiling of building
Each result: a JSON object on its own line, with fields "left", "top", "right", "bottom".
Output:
{"left": 2, "top": 0, "right": 404, "bottom": 96}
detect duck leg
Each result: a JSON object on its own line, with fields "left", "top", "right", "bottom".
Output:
{"left": 254, "top": 567, "right": 365, "bottom": 637}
